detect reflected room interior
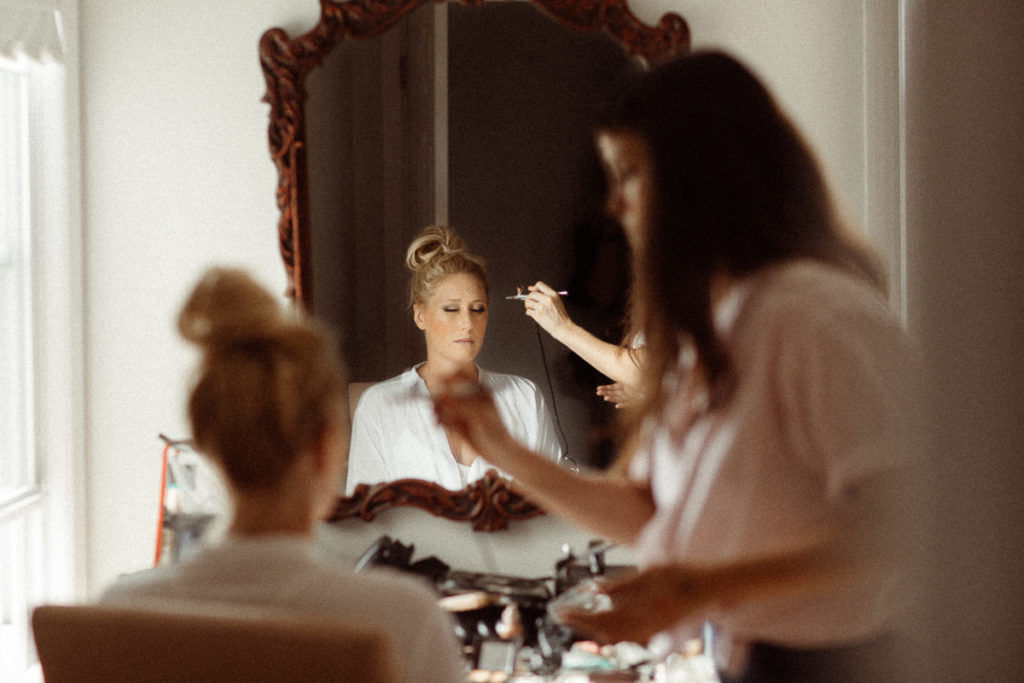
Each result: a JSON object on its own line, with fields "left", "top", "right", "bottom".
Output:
{"left": 255, "top": 0, "right": 694, "bottom": 675}
{"left": 261, "top": 0, "right": 689, "bottom": 518}
{"left": 305, "top": 1, "right": 638, "bottom": 482}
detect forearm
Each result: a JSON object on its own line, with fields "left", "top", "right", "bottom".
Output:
{"left": 564, "top": 539, "right": 863, "bottom": 644}
{"left": 491, "top": 438, "right": 654, "bottom": 544}
{"left": 552, "top": 322, "right": 643, "bottom": 388}
{"left": 676, "top": 526, "right": 886, "bottom": 611}
{"left": 435, "top": 372, "right": 654, "bottom": 543}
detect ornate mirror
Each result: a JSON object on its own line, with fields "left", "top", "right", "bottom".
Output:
{"left": 259, "top": 0, "right": 688, "bottom": 531}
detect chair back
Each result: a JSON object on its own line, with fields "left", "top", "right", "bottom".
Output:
{"left": 32, "top": 603, "right": 397, "bottom": 683}
{"left": 347, "top": 381, "right": 377, "bottom": 421}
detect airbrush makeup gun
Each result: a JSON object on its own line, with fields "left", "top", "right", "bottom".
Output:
{"left": 504, "top": 286, "right": 568, "bottom": 301}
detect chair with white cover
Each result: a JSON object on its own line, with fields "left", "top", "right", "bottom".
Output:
{"left": 31, "top": 602, "right": 397, "bottom": 683}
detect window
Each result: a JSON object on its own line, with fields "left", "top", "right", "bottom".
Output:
{"left": 0, "top": 56, "right": 40, "bottom": 676}
{"left": 0, "top": 1, "right": 82, "bottom": 679}
{"left": 1, "top": 64, "right": 34, "bottom": 500}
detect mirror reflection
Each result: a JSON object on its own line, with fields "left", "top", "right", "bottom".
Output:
{"left": 305, "top": 2, "right": 638, "bottom": 492}
{"left": 344, "top": 225, "right": 566, "bottom": 493}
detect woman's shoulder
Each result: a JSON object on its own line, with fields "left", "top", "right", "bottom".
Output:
{"left": 738, "top": 260, "right": 909, "bottom": 368}
{"left": 357, "top": 367, "right": 421, "bottom": 402}
{"left": 305, "top": 562, "right": 453, "bottom": 627}
{"left": 337, "top": 565, "right": 440, "bottom": 602}
{"left": 98, "top": 564, "right": 184, "bottom": 604}
{"left": 753, "top": 260, "right": 895, "bottom": 326}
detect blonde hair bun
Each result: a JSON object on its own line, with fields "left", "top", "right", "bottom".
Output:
{"left": 405, "top": 225, "right": 468, "bottom": 271}
{"left": 177, "top": 267, "right": 345, "bottom": 489}
{"left": 177, "top": 267, "right": 283, "bottom": 350}
{"left": 404, "top": 225, "right": 488, "bottom": 306}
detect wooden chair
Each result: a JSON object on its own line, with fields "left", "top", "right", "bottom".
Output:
{"left": 32, "top": 603, "right": 397, "bottom": 683}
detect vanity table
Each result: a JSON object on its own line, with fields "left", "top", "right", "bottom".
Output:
{"left": 319, "top": 501, "right": 719, "bottom": 682}
{"left": 315, "top": 475, "right": 721, "bottom": 681}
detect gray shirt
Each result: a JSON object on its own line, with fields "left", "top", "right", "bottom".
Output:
{"left": 100, "top": 534, "right": 466, "bottom": 683}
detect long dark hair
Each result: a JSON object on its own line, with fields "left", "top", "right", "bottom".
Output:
{"left": 600, "top": 51, "right": 886, "bottom": 421}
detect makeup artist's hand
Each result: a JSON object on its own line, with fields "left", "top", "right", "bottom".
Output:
{"left": 596, "top": 382, "right": 641, "bottom": 409}
{"left": 433, "top": 372, "right": 519, "bottom": 468}
{"left": 558, "top": 565, "right": 707, "bottom": 644}
{"left": 525, "top": 281, "right": 572, "bottom": 338}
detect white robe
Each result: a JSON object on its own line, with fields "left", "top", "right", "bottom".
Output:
{"left": 346, "top": 364, "right": 563, "bottom": 493}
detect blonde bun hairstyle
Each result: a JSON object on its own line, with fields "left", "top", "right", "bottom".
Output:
{"left": 405, "top": 225, "right": 489, "bottom": 307}
{"left": 177, "top": 267, "right": 345, "bottom": 490}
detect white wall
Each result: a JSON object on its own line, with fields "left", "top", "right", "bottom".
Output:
{"left": 79, "top": 1, "right": 319, "bottom": 595}
{"left": 639, "top": 0, "right": 903, "bottom": 302}
{"left": 79, "top": 0, "right": 899, "bottom": 596}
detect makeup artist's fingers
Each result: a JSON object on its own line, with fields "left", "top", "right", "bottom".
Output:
{"left": 596, "top": 383, "right": 638, "bottom": 409}
{"left": 525, "top": 282, "right": 570, "bottom": 334}
{"left": 530, "top": 280, "right": 557, "bottom": 296}
{"left": 560, "top": 567, "right": 703, "bottom": 644}
{"left": 433, "top": 374, "right": 513, "bottom": 457}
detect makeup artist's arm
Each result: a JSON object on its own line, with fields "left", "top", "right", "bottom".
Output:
{"left": 561, "top": 469, "right": 907, "bottom": 644}
{"left": 434, "top": 380, "right": 654, "bottom": 544}
{"left": 524, "top": 281, "right": 644, "bottom": 390}
{"left": 560, "top": 534, "right": 868, "bottom": 644}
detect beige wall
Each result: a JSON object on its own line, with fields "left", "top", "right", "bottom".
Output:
{"left": 902, "top": 3, "right": 1024, "bottom": 679}
{"left": 79, "top": 0, "right": 318, "bottom": 595}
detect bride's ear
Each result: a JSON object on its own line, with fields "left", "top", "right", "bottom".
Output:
{"left": 413, "top": 303, "right": 426, "bottom": 330}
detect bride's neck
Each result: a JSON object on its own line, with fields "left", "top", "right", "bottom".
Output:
{"left": 417, "top": 360, "right": 477, "bottom": 393}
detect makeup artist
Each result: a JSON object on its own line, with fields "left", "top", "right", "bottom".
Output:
{"left": 435, "top": 51, "right": 916, "bottom": 683}
{"left": 345, "top": 224, "right": 564, "bottom": 493}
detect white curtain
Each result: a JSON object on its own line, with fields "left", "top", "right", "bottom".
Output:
{"left": 0, "top": 3, "right": 72, "bottom": 680}
{"left": 1, "top": 1, "right": 65, "bottom": 63}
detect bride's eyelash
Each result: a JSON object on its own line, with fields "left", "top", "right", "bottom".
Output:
{"left": 441, "top": 305, "right": 487, "bottom": 313}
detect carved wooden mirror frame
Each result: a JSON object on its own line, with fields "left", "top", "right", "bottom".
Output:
{"left": 259, "top": 0, "right": 689, "bottom": 531}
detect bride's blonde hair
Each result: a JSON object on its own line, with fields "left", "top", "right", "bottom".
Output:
{"left": 405, "top": 225, "right": 489, "bottom": 306}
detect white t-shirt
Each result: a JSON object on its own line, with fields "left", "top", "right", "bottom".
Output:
{"left": 100, "top": 535, "right": 466, "bottom": 683}
{"left": 629, "top": 260, "right": 915, "bottom": 651}
{"left": 346, "top": 364, "right": 563, "bottom": 493}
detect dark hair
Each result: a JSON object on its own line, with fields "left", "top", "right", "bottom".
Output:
{"left": 178, "top": 268, "right": 345, "bottom": 490}
{"left": 598, "top": 51, "right": 886, "bottom": 414}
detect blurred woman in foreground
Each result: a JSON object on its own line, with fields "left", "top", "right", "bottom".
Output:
{"left": 435, "top": 51, "right": 915, "bottom": 683}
